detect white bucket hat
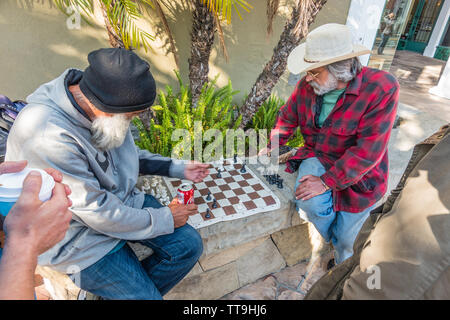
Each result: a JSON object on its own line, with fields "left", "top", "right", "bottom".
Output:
{"left": 287, "top": 23, "right": 371, "bottom": 74}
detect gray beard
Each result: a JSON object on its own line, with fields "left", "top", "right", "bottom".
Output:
{"left": 309, "top": 73, "right": 339, "bottom": 96}
{"left": 91, "top": 114, "right": 131, "bottom": 151}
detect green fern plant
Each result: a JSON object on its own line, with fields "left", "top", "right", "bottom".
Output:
{"left": 248, "top": 94, "right": 304, "bottom": 148}
{"left": 133, "top": 71, "right": 240, "bottom": 159}
{"left": 251, "top": 95, "right": 283, "bottom": 130}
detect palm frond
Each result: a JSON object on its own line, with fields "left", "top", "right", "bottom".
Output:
{"left": 53, "top": 0, "right": 94, "bottom": 16}
{"left": 213, "top": 9, "right": 229, "bottom": 62}
{"left": 202, "top": 0, "right": 253, "bottom": 24}
{"left": 101, "top": 0, "right": 155, "bottom": 51}
{"left": 266, "top": 0, "right": 280, "bottom": 37}
{"left": 153, "top": 0, "right": 179, "bottom": 67}
{"left": 293, "top": 0, "right": 315, "bottom": 37}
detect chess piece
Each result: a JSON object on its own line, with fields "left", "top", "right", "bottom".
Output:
{"left": 234, "top": 153, "right": 237, "bottom": 163}
{"left": 277, "top": 179, "right": 284, "bottom": 189}
{"left": 269, "top": 175, "right": 275, "bottom": 185}
{"left": 217, "top": 169, "right": 222, "bottom": 178}
{"left": 206, "top": 192, "right": 212, "bottom": 201}
{"left": 240, "top": 162, "right": 246, "bottom": 173}
{"left": 212, "top": 198, "right": 217, "bottom": 209}
{"left": 205, "top": 209, "right": 211, "bottom": 219}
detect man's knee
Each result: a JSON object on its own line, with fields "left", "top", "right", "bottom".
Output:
{"left": 176, "top": 224, "right": 203, "bottom": 261}
{"left": 295, "top": 193, "right": 332, "bottom": 218}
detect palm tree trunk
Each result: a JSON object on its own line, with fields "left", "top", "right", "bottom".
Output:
{"left": 100, "top": 0, "right": 124, "bottom": 48}
{"left": 189, "top": 0, "right": 216, "bottom": 106}
{"left": 239, "top": 0, "right": 328, "bottom": 128}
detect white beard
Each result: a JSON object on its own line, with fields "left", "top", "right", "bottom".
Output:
{"left": 310, "top": 73, "right": 339, "bottom": 96}
{"left": 91, "top": 114, "right": 131, "bottom": 151}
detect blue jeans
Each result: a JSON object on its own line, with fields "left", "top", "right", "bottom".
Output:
{"left": 294, "top": 157, "right": 373, "bottom": 264}
{"left": 69, "top": 194, "right": 203, "bottom": 300}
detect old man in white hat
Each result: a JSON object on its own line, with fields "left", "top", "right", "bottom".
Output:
{"left": 267, "top": 23, "right": 400, "bottom": 268}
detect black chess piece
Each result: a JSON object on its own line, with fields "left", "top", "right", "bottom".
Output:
{"left": 277, "top": 179, "right": 283, "bottom": 189}
{"left": 212, "top": 199, "right": 217, "bottom": 209}
{"left": 206, "top": 192, "right": 211, "bottom": 201}
{"left": 269, "top": 175, "right": 275, "bottom": 185}
{"left": 217, "top": 169, "right": 222, "bottom": 178}
{"left": 240, "top": 162, "right": 246, "bottom": 173}
{"left": 205, "top": 209, "right": 211, "bottom": 219}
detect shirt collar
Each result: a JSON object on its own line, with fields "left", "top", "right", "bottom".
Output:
{"left": 344, "top": 67, "right": 366, "bottom": 96}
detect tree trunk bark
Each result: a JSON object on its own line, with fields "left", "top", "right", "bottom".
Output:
{"left": 189, "top": 0, "right": 216, "bottom": 106}
{"left": 239, "top": 0, "right": 328, "bottom": 129}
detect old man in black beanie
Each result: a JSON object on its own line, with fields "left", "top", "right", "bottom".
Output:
{"left": 6, "top": 48, "right": 209, "bottom": 300}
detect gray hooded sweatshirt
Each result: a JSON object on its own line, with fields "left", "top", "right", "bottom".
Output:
{"left": 5, "top": 69, "right": 185, "bottom": 273}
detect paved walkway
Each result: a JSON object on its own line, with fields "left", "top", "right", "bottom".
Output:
{"left": 390, "top": 50, "right": 450, "bottom": 122}
{"left": 221, "top": 248, "right": 333, "bottom": 300}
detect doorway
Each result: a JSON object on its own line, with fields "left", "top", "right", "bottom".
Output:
{"left": 398, "top": 0, "right": 445, "bottom": 53}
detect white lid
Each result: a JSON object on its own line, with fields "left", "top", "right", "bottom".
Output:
{"left": 0, "top": 167, "right": 55, "bottom": 201}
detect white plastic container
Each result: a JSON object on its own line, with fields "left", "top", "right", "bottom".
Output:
{"left": 0, "top": 167, "right": 55, "bottom": 216}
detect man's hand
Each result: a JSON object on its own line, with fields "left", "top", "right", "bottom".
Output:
{"left": 4, "top": 168, "right": 73, "bottom": 256}
{"left": 295, "top": 175, "right": 329, "bottom": 201}
{"left": 184, "top": 162, "right": 210, "bottom": 183}
{"left": 168, "top": 198, "right": 198, "bottom": 228}
{"left": 258, "top": 147, "right": 271, "bottom": 157}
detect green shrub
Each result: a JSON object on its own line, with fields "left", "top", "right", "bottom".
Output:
{"left": 248, "top": 95, "right": 304, "bottom": 148}
{"left": 133, "top": 71, "right": 241, "bottom": 159}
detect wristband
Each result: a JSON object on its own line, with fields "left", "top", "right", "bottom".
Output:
{"left": 320, "top": 177, "right": 330, "bottom": 191}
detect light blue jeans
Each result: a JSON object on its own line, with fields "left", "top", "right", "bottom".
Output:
{"left": 294, "top": 157, "right": 373, "bottom": 264}
{"left": 69, "top": 195, "right": 203, "bottom": 300}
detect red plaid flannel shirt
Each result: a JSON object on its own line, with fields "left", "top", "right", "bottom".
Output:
{"left": 271, "top": 67, "right": 399, "bottom": 213}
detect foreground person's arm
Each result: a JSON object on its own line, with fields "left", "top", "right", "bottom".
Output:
{"left": 0, "top": 167, "right": 72, "bottom": 300}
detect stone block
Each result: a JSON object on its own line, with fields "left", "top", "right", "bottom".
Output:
{"left": 198, "top": 206, "right": 292, "bottom": 257}
{"left": 236, "top": 238, "right": 286, "bottom": 287}
{"left": 164, "top": 262, "right": 239, "bottom": 300}
{"left": 277, "top": 289, "right": 305, "bottom": 300}
{"left": 290, "top": 207, "right": 305, "bottom": 226}
{"left": 199, "top": 236, "right": 269, "bottom": 271}
{"left": 300, "top": 250, "right": 334, "bottom": 293}
{"left": 127, "top": 242, "right": 154, "bottom": 261}
{"left": 221, "top": 275, "right": 278, "bottom": 300}
{"left": 186, "top": 262, "right": 204, "bottom": 278}
{"left": 273, "top": 261, "right": 309, "bottom": 289}
{"left": 271, "top": 223, "right": 329, "bottom": 266}
{"left": 36, "top": 266, "right": 80, "bottom": 300}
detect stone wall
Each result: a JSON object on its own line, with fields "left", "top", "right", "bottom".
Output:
{"left": 164, "top": 222, "right": 330, "bottom": 300}
{"left": 35, "top": 160, "right": 330, "bottom": 300}
{"left": 36, "top": 219, "right": 329, "bottom": 300}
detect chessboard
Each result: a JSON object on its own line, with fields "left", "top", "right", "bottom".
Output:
{"left": 164, "top": 157, "right": 281, "bottom": 229}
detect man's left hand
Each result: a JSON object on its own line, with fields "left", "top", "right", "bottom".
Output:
{"left": 184, "top": 162, "right": 211, "bottom": 183}
{"left": 295, "top": 175, "right": 329, "bottom": 201}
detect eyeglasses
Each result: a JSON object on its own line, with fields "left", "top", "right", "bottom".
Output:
{"left": 306, "top": 68, "right": 325, "bottom": 80}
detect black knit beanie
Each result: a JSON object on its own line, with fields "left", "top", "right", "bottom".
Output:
{"left": 79, "top": 48, "right": 156, "bottom": 114}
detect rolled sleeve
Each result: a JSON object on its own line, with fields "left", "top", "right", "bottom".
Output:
{"left": 144, "top": 206, "right": 174, "bottom": 236}
{"left": 169, "top": 159, "right": 186, "bottom": 180}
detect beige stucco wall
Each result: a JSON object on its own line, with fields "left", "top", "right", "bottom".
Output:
{"left": 0, "top": 0, "right": 350, "bottom": 103}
